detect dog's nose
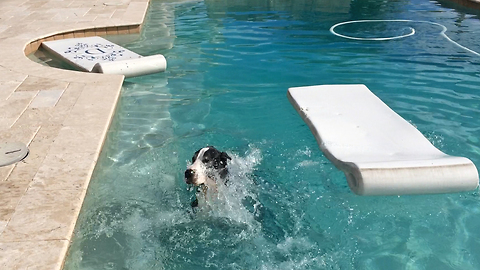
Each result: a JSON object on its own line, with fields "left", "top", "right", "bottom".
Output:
{"left": 185, "top": 169, "right": 194, "bottom": 184}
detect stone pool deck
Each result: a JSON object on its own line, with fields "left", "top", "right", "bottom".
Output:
{"left": 0, "top": 0, "right": 150, "bottom": 269}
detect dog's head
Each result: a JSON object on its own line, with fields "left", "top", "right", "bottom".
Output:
{"left": 185, "top": 146, "right": 231, "bottom": 186}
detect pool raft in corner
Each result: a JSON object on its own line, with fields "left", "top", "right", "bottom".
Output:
{"left": 41, "top": 36, "right": 167, "bottom": 78}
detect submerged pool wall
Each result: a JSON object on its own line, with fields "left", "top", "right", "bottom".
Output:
{"left": 0, "top": 0, "right": 152, "bottom": 269}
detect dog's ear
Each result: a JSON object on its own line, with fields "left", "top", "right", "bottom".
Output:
{"left": 192, "top": 149, "right": 201, "bottom": 162}
{"left": 216, "top": 152, "right": 231, "bottom": 171}
{"left": 221, "top": 152, "right": 231, "bottom": 161}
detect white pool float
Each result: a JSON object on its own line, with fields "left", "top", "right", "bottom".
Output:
{"left": 41, "top": 36, "right": 166, "bottom": 78}
{"left": 287, "top": 84, "right": 479, "bottom": 195}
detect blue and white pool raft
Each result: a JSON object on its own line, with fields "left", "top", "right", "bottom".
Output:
{"left": 41, "top": 36, "right": 166, "bottom": 78}
{"left": 288, "top": 84, "right": 479, "bottom": 195}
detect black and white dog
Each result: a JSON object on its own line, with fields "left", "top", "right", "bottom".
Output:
{"left": 185, "top": 146, "right": 231, "bottom": 207}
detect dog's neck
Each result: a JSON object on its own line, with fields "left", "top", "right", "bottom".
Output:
{"left": 200, "top": 176, "right": 218, "bottom": 193}
{"left": 194, "top": 178, "right": 219, "bottom": 208}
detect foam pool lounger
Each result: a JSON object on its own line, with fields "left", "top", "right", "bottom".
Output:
{"left": 41, "top": 36, "right": 167, "bottom": 78}
{"left": 287, "top": 84, "right": 479, "bottom": 195}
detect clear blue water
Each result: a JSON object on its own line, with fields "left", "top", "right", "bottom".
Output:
{"left": 64, "top": 0, "right": 480, "bottom": 269}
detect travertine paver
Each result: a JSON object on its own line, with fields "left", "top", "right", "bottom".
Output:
{"left": 30, "top": 90, "right": 65, "bottom": 108}
{"left": 0, "top": 0, "right": 150, "bottom": 269}
{"left": 0, "top": 240, "right": 69, "bottom": 269}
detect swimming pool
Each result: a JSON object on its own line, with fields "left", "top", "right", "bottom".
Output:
{"left": 64, "top": 0, "right": 480, "bottom": 269}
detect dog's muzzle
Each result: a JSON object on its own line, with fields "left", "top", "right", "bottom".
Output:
{"left": 185, "top": 169, "right": 195, "bottom": 184}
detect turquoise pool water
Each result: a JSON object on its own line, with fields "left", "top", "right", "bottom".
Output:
{"left": 64, "top": 0, "right": 480, "bottom": 269}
